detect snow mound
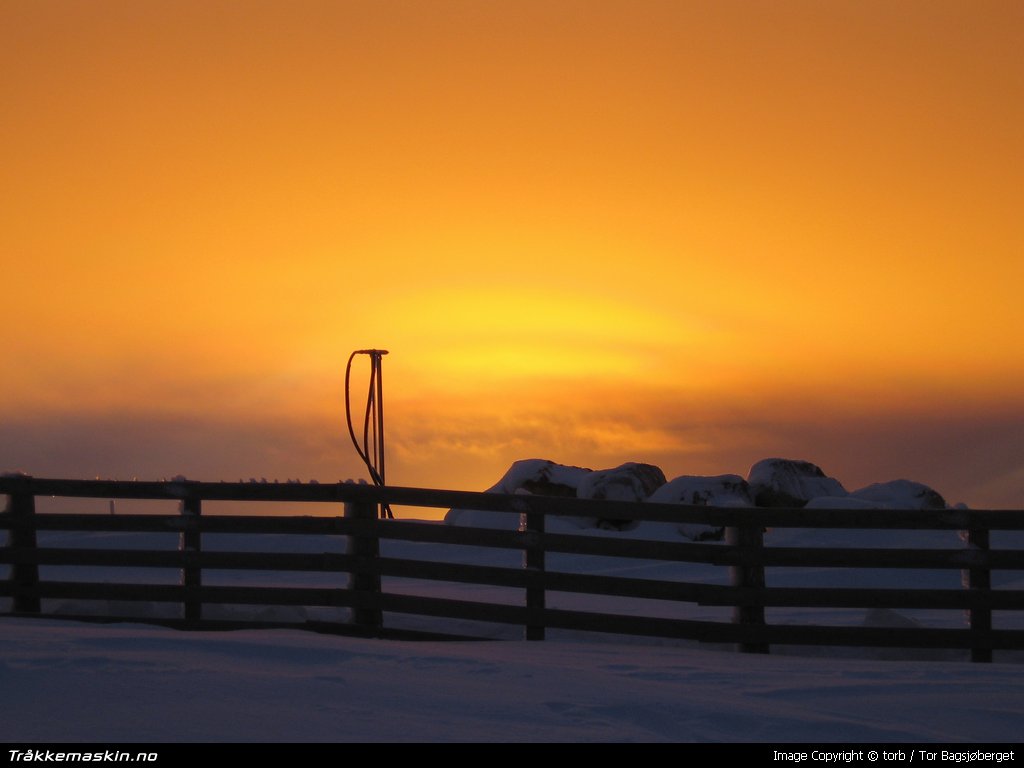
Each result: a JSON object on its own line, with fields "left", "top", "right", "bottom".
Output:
{"left": 444, "top": 456, "right": 960, "bottom": 536}
{"left": 650, "top": 474, "right": 754, "bottom": 508}
{"left": 575, "top": 462, "right": 666, "bottom": 531}
{"left": 577, "top": 462, "right": 665, "bottom": 502}
{"left": 444, "top": 459, "right": 592, "bottom": 529}
{"left": 497, "top": 458, "right": 593, "bottom": 497}
{"left": 444, "top": 460, "right": 668, "bottom": 531}
{"left": 648, "top": 474, "right": 753, "bottom": 541}
{"left": 748, "top": 458, "right": 847, "bottom": 507}
{"left": 850, "top": 480, "right": 948, "bottom": 510}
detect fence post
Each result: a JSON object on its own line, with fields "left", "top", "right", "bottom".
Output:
{"left": 727, "top": 521, "right": 768, "bottom": 654}
{"left": 345, "top": 499, "right": 382, "bottom": 634}
{"left": 7, "top": 477, "right": 41, "bottom": 614}
{"left": 524, "top": 508, "right": 546, "bottom": 641}
{"left": 180, "top": 496, "right": 202, "bottom": 623}
{"left": 967, "top": 527, "right": 992, "bottom": 663}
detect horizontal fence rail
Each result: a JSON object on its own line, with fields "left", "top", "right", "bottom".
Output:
{"left": 2, "top": 475, "right": 1024, "bottom": 661}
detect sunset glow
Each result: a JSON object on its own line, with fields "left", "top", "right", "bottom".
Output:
{"left": 3, "top": 1, "right": 1022, "bottom": 511}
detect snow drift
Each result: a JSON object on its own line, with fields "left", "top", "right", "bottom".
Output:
{"left": 444, "top": 456, "right": 961, "bottom": 541}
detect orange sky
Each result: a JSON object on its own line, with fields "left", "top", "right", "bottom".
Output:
{"left": 2, "top": 1, "right": 1022, "bottom": 512}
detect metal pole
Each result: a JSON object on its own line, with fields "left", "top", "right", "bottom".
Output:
{"left": 346, "top": 348, "right": 390, "bottom": 519}
{"left": 374, "top": 351, "right": 385, "bottom": 488}
{"left": 371, "top": 350, "right": 387, "bottom": 519}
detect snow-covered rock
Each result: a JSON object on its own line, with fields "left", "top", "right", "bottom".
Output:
{"left": 648, "top": 474, "right": 753, "bottom": 540}
{"left": 850, "top": 480, "right": 948, "bottom": 510}
{"left": 444, "top": 460, "right": 668, "bottom": 531}
{"left": 444, "top": 459, "right": 592, "bottom": 529}
{"left": 577, "top": 462, "right": 665, "bottom": 502}
{"left": 575, "top": 462, "right": 666, "bottom": 530}
{"left": 444, "top": 456, "right": 956, "bottom": 536}
{"left": 747, "top": 458, "right": 847, "bottom": 508}
{"left": 651, "top": 474, "right": 754, "bottom": 508}
{"left": 492, "top": 458, "right": 592, "bottom": 497}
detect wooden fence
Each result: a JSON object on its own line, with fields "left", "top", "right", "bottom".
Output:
{"left": 2, "top": 475, "right": 1023, "bottom": 662}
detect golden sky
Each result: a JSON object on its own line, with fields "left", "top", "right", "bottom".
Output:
{"left": 2, "top": 1, "right": 1022, "bottom": 511}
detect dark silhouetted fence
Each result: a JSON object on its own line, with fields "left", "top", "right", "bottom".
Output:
{"left": 2, "top": 476, "right": 1023, "bottom": 661}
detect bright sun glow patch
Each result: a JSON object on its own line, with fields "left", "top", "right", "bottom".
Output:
{"left": 385, "top": 288, "right": 687, "bottom": 384}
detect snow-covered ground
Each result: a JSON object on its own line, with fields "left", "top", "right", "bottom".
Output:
{"left": 2, "top": 516, "right": 1024, "bottom": 742}
{"left": 2, "top": 617, "right": 1023, "bottom": 743}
